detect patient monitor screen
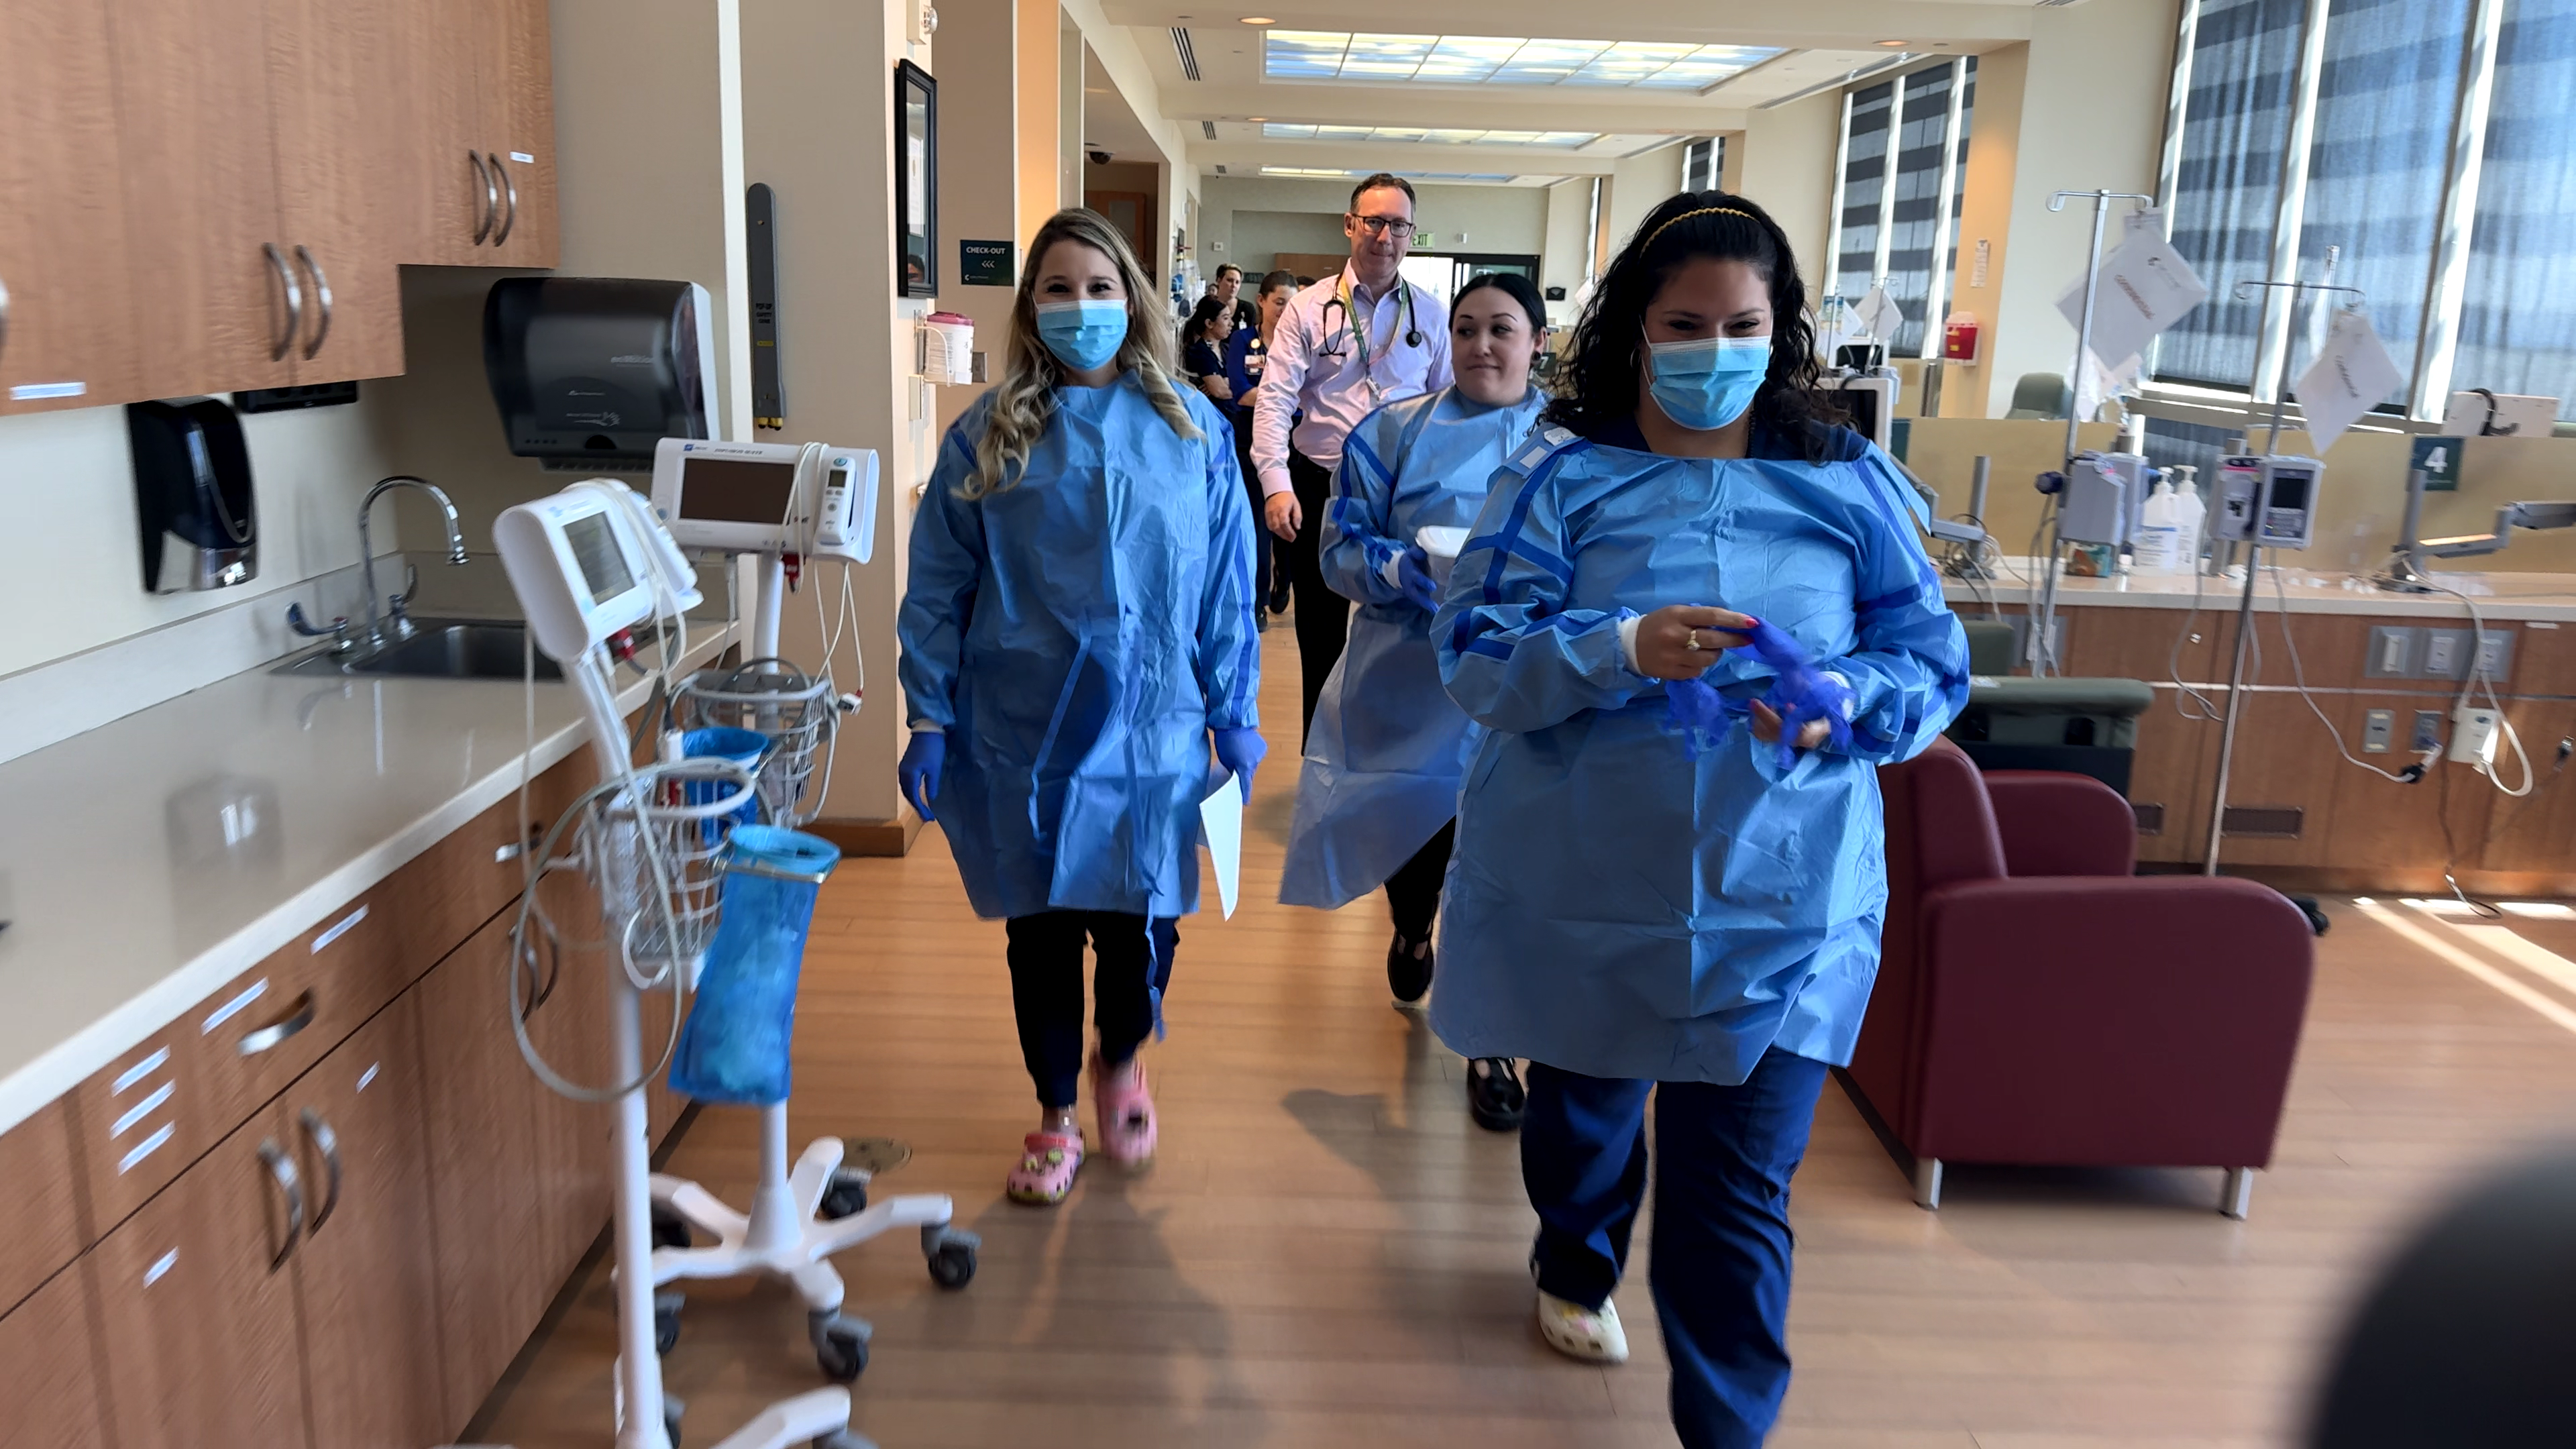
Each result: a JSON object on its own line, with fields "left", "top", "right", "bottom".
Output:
{"left": 680, "top": 457, "right": 799, "bottom": 525}
{"left": 564, "top": 511, "right": 635, "bottom": 605}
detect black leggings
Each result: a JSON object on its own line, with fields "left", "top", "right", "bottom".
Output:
{"left": 1285, "top": 448, "right": 1353, "bottom": 745}
{"left": 1004, "top": 912, "right": 1179, "bottom": 1110}
{"left": 1385, "top": 820, "right": 1456, "bottom": 943}
{"left": 1233, "top": 409, "right": 1272, "bottom": 610}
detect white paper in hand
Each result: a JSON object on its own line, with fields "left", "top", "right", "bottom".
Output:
{"left": 1197, "top": 765, "right": 1242, "bottom": 920}
{"left": 2055, "top": 228, "right": 2209, "bottom": 372}
{"left": 2294, "top": 309, "right": 2404, "bottom": 452}
{"left": 1854, "top": 284, "right": 1904, "bottom": 343}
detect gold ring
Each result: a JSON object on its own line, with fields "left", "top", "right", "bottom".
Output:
{"left": 1685, "top": 629, "right": 1705, "bottom": 652}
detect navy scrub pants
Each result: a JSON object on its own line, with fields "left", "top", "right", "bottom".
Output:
{"left": 1521, "top": 1049, "right": 1831, "bottom": 1449}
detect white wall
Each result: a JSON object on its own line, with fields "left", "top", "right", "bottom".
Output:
{"left": 1602, "top": 142, "right": 1686, "bottom": 260}
{"left": 1539, "top": 178, "right": 1595, "bottom": 326}
{"left": 0, "top": 401, "right": 398, "bottom": 682}
{"left": 1734, "top": 89, "right": 1843, "bottom": 302}
{"left": 1198, "top": 176, "right": 1550, "bottom": 272}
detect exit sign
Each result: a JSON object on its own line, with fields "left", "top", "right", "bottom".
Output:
{"left": 2411, "top": 434, "right": 2463, "bottom": 492}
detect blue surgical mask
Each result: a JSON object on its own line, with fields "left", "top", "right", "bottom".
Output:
{"left": 1035, "top": 300, "right": 1128, "bottom": 373}
{"left": 1646, "top": 336, "right": 1770, "bottom": 431}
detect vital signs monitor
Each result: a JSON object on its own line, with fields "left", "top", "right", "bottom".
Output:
{"left": 496, "top": 479, "right": 701, "bottom": 661}
{"left": 649, "top": 437, "right": 878, "bottom": 563}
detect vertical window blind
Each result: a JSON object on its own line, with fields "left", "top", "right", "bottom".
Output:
{"left": 1833, "top": 83, "right": 1894, "bottom": 304}
{"left": 2157, "top": 0, "right": 2576, "bottom": 419}
{"left": 2453, "top": 0, "right": 2576, "bottom": 415}
{"left": 1883, "top": 65, "right": 1960, "bottom": 355}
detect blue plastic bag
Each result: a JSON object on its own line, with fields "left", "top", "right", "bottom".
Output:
{"left": 681, "top": 727, "right": 768, "bottom": 835}
{"left": 668, "top": 825, "right": 840, "bottom": 1106}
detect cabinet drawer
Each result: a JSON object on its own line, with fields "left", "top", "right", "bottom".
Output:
{"left": 0, "top": 1100, "right": 87, "bottom": 1316}
{"left": 70, "top": 1022, "right": 215, "bottom": 1233}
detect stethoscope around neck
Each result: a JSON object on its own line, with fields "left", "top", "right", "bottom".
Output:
{"left": 1314, "top": 278, "right": 1424, "bottom": 362}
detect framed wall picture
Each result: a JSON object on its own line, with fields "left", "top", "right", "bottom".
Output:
{"left": 895, "top": 60, "right": 938, "bottom": 297}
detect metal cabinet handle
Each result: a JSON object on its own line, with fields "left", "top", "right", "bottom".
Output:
{"left": 470, "top": 151, "right": 496, "bottom": 245}
{"left": 489, "top": 154, "right": 518, "bottom": 246}
{"left": 258, "top": 1139, "right": 304, "bottom": 1273}
{"left": 297, "top": 1108, "right": 343, "bottom": 1234}
{"left": 236, "top": 989, "right": 316, "bottom": 1057}
{"left": 294, "top": 245, "right": 332, "bottom": 360}
{"left": 262, "top": 243, "right": 303, "bottom": 362}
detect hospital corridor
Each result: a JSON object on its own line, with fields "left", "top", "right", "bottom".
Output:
{"left": 433, "top": 631, "right": 2576, "bottom": 1449}
{"left": 7, "top": 1, "right": 2576, "bottom": 1448}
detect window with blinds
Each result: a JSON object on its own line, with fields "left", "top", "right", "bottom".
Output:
{"left": 1682, "top": 136, "right": 1721, "bottom": 193}
{"left": 1826, "top": 59, "right": 1976, "bottom": 358}
{"left": 2160, "top": 0, "right": 2305, "bottom": 390}
{"left": 2453, "top": 0, "right": 2576, "bottom": 415}
{"left": 2157, "top": 0, "right": 2573, "bottom": 419}
{"left": 1833, "top": 83, "right": 1894, "bottom": 304}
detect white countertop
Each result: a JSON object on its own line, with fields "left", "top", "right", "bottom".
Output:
{"left": 1944, "top": 561, "right": 2576, "bottom": 621}
{"left": 0, "top": 624, "right": 735, "bottom": 1138}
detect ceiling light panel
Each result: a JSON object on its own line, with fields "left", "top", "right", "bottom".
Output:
{"left": 1260, "top": 121, "right": 1601, "bottom": 147}
{"left": 1266, "top": 32, "right": 1783, "bottom": 89}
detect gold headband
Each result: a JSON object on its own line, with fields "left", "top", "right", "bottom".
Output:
{"left": 1645, "top": 206, "right": 1756, "bottom": 248}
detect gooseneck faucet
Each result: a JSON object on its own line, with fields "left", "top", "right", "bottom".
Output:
{"left": 360, "top": 475, "right": 470, "bottom": 649}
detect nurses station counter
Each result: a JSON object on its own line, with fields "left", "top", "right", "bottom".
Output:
{"left": 1946, "top": 566, "right": 2576, "bottom": 895}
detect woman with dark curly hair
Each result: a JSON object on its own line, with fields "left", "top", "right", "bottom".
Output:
{"left": 1428, "top": 193, "right": 1968, "bottom": 1446}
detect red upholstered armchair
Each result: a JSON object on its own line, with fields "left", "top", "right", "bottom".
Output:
{"left": 1847, "top": 740, "right": 2314, "bottom": 1218}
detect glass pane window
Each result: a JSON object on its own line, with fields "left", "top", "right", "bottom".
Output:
{"left": 1834, "top": 82, "right": 1893, "bottom": 303}
{"left": 2455, "top": 0, "right": 2576, "bottom": 417}
{"left": 2160, "top": 0, "right": 2307, "bottom": 389}
{"left": 1883, "top": 65, "right": 1959, "bottom": 354}
{"left": 2294, "top": 0, "right": 2469, "bottom": 407}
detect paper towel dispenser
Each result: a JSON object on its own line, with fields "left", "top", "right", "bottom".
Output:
{"left": 482, "top": 278, "right": 717, "bottom": 470}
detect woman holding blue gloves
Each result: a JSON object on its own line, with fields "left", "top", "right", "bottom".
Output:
{"left": 1431, "top": 194, "right": 1968, "bottom": 1444}
{"left": 1278, "top": 272, "right": 1550, "bottom": 1132}
{"left": 897, "top": 208, "right": 1265, "bottom": 1206}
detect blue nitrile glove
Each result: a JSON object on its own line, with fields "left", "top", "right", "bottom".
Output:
{"left": 1394, "top": 549, "right": 1440, "bottom": 612}
{"left": 898, "top": 731, "right": 946, "bottom": 822}
{"left": 1212, "top": 727, "right": 1267, "bottom": 802}
{"left": 1737, "top": 618, "right": 1855, "bottom": 769}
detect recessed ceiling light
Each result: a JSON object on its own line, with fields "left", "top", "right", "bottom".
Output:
{"left": 1248, "top": 115, "right": 1267, "bottom": 121}
{"left": 1877, "top": 39, "right": 1908, "bottom": 47}
{"left": 1240, "top": 15, "right": 1276, "bottom": 23}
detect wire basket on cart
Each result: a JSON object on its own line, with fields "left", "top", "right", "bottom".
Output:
{"left": 669, "top": 659, "right": 841, "bottom": 828}
{"left": 567, "top": 757, "right": 763, "bottom": 977}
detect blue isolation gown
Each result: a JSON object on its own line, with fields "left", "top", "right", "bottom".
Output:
{"left": 1279, "top": 384, "right": 1546, "bottom": 908}
{"left": 1429, "top": 420, "right": 1969, "bottom": 1085}
{"left": 898, "top": 374, "right": 1260, "bottom": 920}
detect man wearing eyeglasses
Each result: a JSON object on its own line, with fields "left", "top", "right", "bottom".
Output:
{"left": 1254, "top": 172, "right": 1454, "bottom": 741}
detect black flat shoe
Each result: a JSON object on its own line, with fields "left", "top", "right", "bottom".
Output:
{"left": 1468, "top": 1058, "right": 1525, "bottom": 1132}
{"left": 1387, "top": 930, "right": 1434, "bottom": 1004}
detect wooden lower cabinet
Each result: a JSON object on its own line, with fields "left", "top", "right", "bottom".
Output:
{"left": 0, "top": 1261, "right": 113, "bottom": 1449}
{"left": 91, "top": 1108, "right": 309, "bottom": 1449}
{"left": 418, "top": 910, "right": 562, "bottom": 1433}
{"left": 284, "top": 995, "right": 449, "bottom": 1449}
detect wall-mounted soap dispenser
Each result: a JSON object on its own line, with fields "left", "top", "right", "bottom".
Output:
{"left": 129, "top": 396, "right": 258, "bottom": 593}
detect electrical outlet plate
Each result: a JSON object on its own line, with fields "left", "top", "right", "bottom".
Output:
{"left": 2422, "top": 629, "right": 2466, "bottom": 679}
{"left": 2362, "top": 708, "right": 2395, "bottom": 753}
{"left": 2475, "top": 630, "right": 2514, "bottom": 681}
{"left": 2366, "top": 626, "right": 2420, "bottom": 679}
{"left": 2450, "top": 706, "right": 2500, "bottom": 765}
{"left": 2411, "top": 709, "right": 2446, "bottom": 754}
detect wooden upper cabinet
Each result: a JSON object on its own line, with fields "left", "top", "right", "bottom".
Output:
{"left": 264, "top": 0, "right": 409, "bottom": 382}
{"left": 404, "top": 0, "right": 557, "bottom": 267}
{"left": 0, "top": 0, "right": 142, "bottom": 415}
{"left": 105, "top": 0, "right": 301, "bottom": 398}
{"left": 490, "top": 0, "right": 559, "bottom": 265}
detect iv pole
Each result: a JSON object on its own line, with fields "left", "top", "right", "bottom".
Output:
{"left": 2029, "top": 190, "right": 2155, "bottom": 678}
{"left": 2198, "top": 273, "right": 2367, "bottom": 876}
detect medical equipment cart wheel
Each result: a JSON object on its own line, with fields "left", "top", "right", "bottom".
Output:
{"left": 655, "top": 1289, "right": 686, "bottom": 1354}
{"left": 653, "top": 1203, "right": 695, "bottom": 1249}
{"left": 809, "top": 1309, "right": 871, "bottom": 1382}
{"left": 927, "top": 1230, "right": 977, "bottom": 1289}
{"left": 817, "top": 1167, "right": 869, "bottom": 1220}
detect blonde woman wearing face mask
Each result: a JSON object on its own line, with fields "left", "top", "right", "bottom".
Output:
{"left": 896, "top": 208, "right": 1266, "bottom": 1206}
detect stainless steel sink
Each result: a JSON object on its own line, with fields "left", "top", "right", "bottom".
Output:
{"left": 276, "top": 619, "right": 561, "bottom": 680}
